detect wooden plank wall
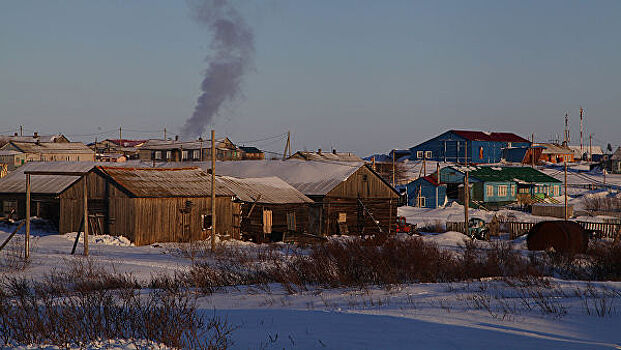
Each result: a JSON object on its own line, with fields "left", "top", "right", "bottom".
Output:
{"left": 327, "top": 166, "right": 399, "bottom": 200}
{"left": 323, "top": 197, "right": 396, "bottom": 235}
{"left": 240, "top": 202, "right": 309, "bottom": 242}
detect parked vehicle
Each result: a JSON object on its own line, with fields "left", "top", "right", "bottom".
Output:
{"left": 467, "top": 217, "right": 489, "bottom": 240}
{"left": 395, "top": 216, "right": 416, "bottom": 234}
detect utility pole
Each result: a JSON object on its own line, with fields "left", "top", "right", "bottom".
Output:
{"left": 164, "top": 128, "right": 167, "bottom": 141}
{"left": 372, "top": 156, "right": 376, "bottom": 171}
{"left": 25, "top": 174, "right": 30, "bottom": 260}
{"left": 392, "top": 149, "right": 396, "bottom": 187}
{"left": 19, "top": 125, "right": 23, "bottom": 137}
{"left": 464, "top": 145, "right": 469, "bottom": 236}
{"left": 531, "top": 133, "right": 535, "bottom": 168}
{"left": 589, "top": 133, "right": 593, "bottom": 162}
{"left": 211, "top": 129, "right": 216, "bottom": 252}
{"left": 580, "top": 106, "right": 584, "bottom": 154}
{"left": 83, "top": 175, "right": 89, "bottom": 256}
{"left": 564, "top": 113, "right": 569, "bottom": 146}
{"left": 119, "top": 126, "right": 122, "bottom": 142}
{"left": 282, "top": 131, "right": 291, "bottom": 160}
{"left": 564, "top": 123, "right": 568, "bottom": 220}
{"left": 423, "top": 153, "right": 426, "bottom": 177}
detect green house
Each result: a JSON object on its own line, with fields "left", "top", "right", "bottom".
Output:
{"left": 440, "top": 166, "right": 562, "bottom": 206}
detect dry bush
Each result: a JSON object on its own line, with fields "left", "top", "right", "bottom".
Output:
{"left": 586, "top": 241, "right": 621, "bottom": 281}
{"left": 583, "top": 195, "right": 621, "bottom": 213}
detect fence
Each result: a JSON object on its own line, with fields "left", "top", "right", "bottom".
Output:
{"left": 445, "top": 220, "right": 621, "bottom": 240}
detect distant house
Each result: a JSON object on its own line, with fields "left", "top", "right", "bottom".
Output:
{"left": 439, "top": 166, "right": 562, "bottom": 207}
{"left": 90, "top": 139, "right": 147, "bottom": 160}
{"left": 409, "top": 130, "right": 531, "bottom": 164}
{"left": 0, "top": 150, "right": 27, "bottom": 170}
{"left": 205, "top": 159, "right": 400, "bottom": 235}
{"left": 239, "top": 146, "right": 265, "bottom": 160}
{"left": 604, "top": 147, "right": 621, "bottom": 174}
{"left": 406, "top": 175, "right": 447, "bottom": 208}
{"left": 217, "top": 176, "right": 314, "bottom": 242}
{"left": 0, "top": 141, "right": 95, "bottom": 163}
{"left": 137, "top": 137, "right": 242, "bottom": 162}
{"left": 0, "top": 132, "right": 70, "bottom": 148}
{"left": 536, "top": 143, "right": 574, "bottom": 163}
{"left": 502, "top": 145, "right": 544, "bottom": 165}
{"left": 289, "top": 149, "right": 363, "bottom": 162}
{"left": 568, "top": 145, "right": 604, "bottom": 162}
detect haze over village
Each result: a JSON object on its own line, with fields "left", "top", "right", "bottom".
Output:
{"left": 0, "top": 1, "right": 620, "bottom": 349}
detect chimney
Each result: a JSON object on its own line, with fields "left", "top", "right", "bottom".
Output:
{"left": 332, "top": 149, "right": 337, "bottom": 154}
{"left": 33, "top": 131, "right": 38, "bottom": 138}
{"left": 175, "top": 135, "right": 179, "bottom": 142}
{"left": 13, "top": 132, "right": 18, "bottom": 136}
{"left": 317, "top": 148, "right": 322, "bottom": 155}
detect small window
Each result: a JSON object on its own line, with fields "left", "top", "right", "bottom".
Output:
{"left": 154, "top": 151, "right": 162, "bottom": 160}
{"left": 425, "top": 151, "right": 432, "bottom": 159}
{"left": 3, "top": 200, "right": 17, "bottom": 216}
{"left": 193, "top": 150, "right": 201, "bottom": 160}
{"left": 511, "top": 185, "right": 516, "bottom": 196}
{"left": 479, "top": 147, "right": 483, "bottom": 159}
{"left": 417, "top": 196, "right": 426, "bottom": 207}
{"left": 498, "top": 185, "right": 507, "bottom": 197}
{"left": 361, "top": 174, "right": 368, "bottom": 182}
{"left": 182, "top": 150, "right": 189, "bottom": 160}
{"left": 287, "top": 211, "right": 296, "bottom": 231}
{"left": 416, "top": 151, "right": 424, "bottom": 159}
{"left": 263, "top": 209, "right": 273, "bottom": 234}
{"left": 486, "top": 185, "right": 494, "bottom": 197}
{"left": 338, "top": 212, "right": 347, "bottom": 223}
{"left": 165, "top": 151, "right": 172, "bottom": 160}
{"left": 201, "top": 214, "right": 212, "bottom": 231}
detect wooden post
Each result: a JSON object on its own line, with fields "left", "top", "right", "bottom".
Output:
{"left": 589, "top": 133, "right": 592, "bottom": 162}
{"left": 464, "top": 146, "right": 469, "bottom": 236}
{"left": 282, "top": 131, "right": 291, "bottom": 160}
{"left": 119, "top": 126, "right": 122, "bottom": 142}
{"left": 211, "top": 129, "right": 216, "bottom": 252}
{"left": 164, "top": 128, "right": 167, "bottom": 141}
{"left": 25, "top": 174, "right": 30, "bottom": 260}
{"left": 83, "top": 175, "right": 89, "bottom": 256}
{"left": 531, "top": 133, "right": 535, "bottom": 168}
{"left": 392, "top": 149, "right": 396, "bottom": 187}
{"left": 372, "top": 156, "right": 376, "bottom": 171}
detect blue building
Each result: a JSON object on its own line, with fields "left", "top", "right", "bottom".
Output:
{"left": 409, "top": 130, "right": 531, "bottom": 164}
{"left": 406, "top": 175, "right": 447, "bottom": 208}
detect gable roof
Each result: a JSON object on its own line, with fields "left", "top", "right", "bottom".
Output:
{"left": 464, "top": 166, "right": 561, "bottom": 183}
{"left": 239, "top": 146, "right": 263, "bottom": 154}
{"left": 5, "top": 141, "right": 94, "bottom": 154}
{"left": 0, "top": 161, "right": 143, "bottom": 195}
{"left": 450, "top": 130, "right": 530, "bottom": 143}
{"left": 611, "top": 147, "right": 621, "bottom": 161}
{"left": 94, "top": 166, "right": 232, "bottom": 198}
{"left": 535, "top": 143, "right": 573, "bottom": 155}
{"left": 159, "top": 160, "right": 365, "bottom": 196}
{"left": 138, "top": 138, "right": 236, "bottom": 151}
{"left": 217, "top": 176, "right": 313, "bottom": 204}
{"left": 289, "top": 151, "right": 363, "bottom": 162}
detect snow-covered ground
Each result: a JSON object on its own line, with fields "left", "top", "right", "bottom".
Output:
{"left": 1, "top": 225, "right": 620, "bottom": 349}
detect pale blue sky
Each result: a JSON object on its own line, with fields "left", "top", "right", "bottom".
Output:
{"left": 1, "top": 0, "right": 620, "bottom": 155}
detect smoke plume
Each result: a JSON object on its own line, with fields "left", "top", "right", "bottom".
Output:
{"left": 181, "top": 0, "right": 254, "bottom": 139}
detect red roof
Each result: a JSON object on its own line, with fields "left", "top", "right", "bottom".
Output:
{"left": 423, "top": 175, "right": 440, "bottom": 186}
{"left": 451, "top": 130, "right": 529, "bottom": 143}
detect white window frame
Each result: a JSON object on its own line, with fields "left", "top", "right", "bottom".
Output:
{"left": 417, "top": 196, "right": 426, "bottom": 207}
{"left": 416, "top": 151, "right": 424, "bottom": 159}
{"left": 201, "top": 214, "right": 212, "bottom": 231}
{"left": 193, "top": 150, "right": 201, "bottom": 160}
{"left": 154, "top": 151, "right": 162, "bottom": 160}
{"left": 182, "top": 150, "right": 189, "bottom": 160}
{"left": 425, "top": 151, "right": 432, "bottom": 159}
{"left": 165, "top": 151, "right": 172, "bottom": 160}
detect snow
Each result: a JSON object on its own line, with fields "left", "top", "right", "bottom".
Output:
{"left": 1, "top": 225, "right": 620, "bottom": 349}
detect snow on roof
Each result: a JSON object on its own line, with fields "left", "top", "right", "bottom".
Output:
{"left": 96, "top": 166, "right": 232, "bottom": 198}
{"left": 161, "top": 160, "right": 364, "bottom": 196}
{"left": 217, "top": 176, "right": 313, "bottom": 204}
{"left": 7, "top": 141, "right": 94, "bottom": 154}
{"left": 450, "top": 130, "right": 530, "bottom": 143}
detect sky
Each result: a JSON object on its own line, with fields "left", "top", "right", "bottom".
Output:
{"left": 1, "top": 0, "right": 620, "bottom": 156}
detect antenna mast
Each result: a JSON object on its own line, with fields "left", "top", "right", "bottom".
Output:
{"left": 579, "top": 106, "right": 584, "bottom": 154}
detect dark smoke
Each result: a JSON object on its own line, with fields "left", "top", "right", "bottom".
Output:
{"left": 182, "top": 0, "right": 254, "bottom": 139}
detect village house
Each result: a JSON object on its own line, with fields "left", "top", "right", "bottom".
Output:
{"left": 0, "top": 132, "right": 70, "bottom": 148}
{"left": 603, "top": 147, "right": 621, "bottom": 174}
{"left": 405, "top": 174, "right": 447, "bottom": 208}
{"left": 90, "top": 139, "right": 147, "bottom": 161}
{"left": 239, "top": 146, "right": 265, "bottom": 160}
{"left": 209, "top": 159, "right": 400, "bottom": 235}
{"left": 0, "top": 140, "right": 95, "bottom": 163}
{"left": 217, "top": 176, "right": 314, "bottom": 242}
{"left": 535, "top": 143, "right": 574, "bottom": 163}
{"left": 0, "top": 150, "right": 27, "bottom": 171}
{"left": 289, "top": 149, "right": 363, "bottom": 162}
{"left": 409, "top": 130, "right": 531, "bottom": 164}
{"left": 439, "top": 166, "right": 562, "bottom": 208}
{"left": 137, "top": 137, "right": 243, "bottom": 162}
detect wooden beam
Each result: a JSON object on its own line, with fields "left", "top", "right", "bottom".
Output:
{"left": 211, "top": 129, "right": 216, "bottom": 251}
{"left": 0, "top": 221, "right": 25, "bottom": 252}
{"left": 24, "top": 170, "right": 88, "bottom": 176}
{"left": 25, "top": 174, "right": 30, "bottom": 260}
{"left": 83, "top": 175, "right": 89, "bottom": 256}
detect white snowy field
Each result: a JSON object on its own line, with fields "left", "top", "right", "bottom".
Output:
{"left": 1, "top": 226, "right": 620, "bottom": 349}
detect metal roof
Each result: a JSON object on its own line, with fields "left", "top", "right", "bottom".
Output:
{"left": 535, "top": 143, "right": 573, "bottom": 155}
{"left": 217, "top": 176, "right": 313, "bottom": 204}
{"left": 0, "top": 161, "right": 146, "bottom": 195}
{"left": 96, "top": 166, "right": 233, "bottom": 198}
{"left": 6, "top": 141, "right": 94, "bottom": 154}
{"left": 138, "top": 138, "right": 235, "bottom": 151}
{"left": 450, "top": 130, "right": 530, "bottom": 143}
{"left": 454, "top": 166, "right": 562, "bottom": 184}
{"left": 289, "top": 151, "right": 363, "bottom": 162}
{"left": 158, "top": 160, "right": 364, "bottom": 196}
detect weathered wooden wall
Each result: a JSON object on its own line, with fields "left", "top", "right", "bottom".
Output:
{"left": 240, "top": 202, "right": 309, "bottom": 242}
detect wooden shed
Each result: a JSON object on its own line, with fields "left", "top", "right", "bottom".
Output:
{"left": 60, "top": 166, "right": 235, "bottom": 245}
{"left": 210, "top": 160, "right": 400, "bottom": 235}
{"left": 217, "top": 176, "right": 314, "bottom": 242}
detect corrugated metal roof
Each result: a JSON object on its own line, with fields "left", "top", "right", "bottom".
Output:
{"left": 217, "top": 176, "right": 313, "bottom": 204}
{"left": 138, "top": 138, "right": 234, "bottom": 151}
{"left": 158, "top": 160, "right": 364, "bottom": 196}
{"left": 535, "top": 143, "right": 573, "bottom": 155}
{"left": 290, "top": 151, "right": 363, "bottom": 162}
{"left": 462, "top": 166, "right": 561, "bottom": 183}
{"left": 0, "top": 161, "right": 146, "bottom": 195}
{"left": 451, "top": 130, "right": 530, "bottom": 143}
{"left": 97, "top": 166, "right": 233, "bottom": 198}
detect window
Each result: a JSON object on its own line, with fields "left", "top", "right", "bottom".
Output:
{"left": 511, "top": 185, "right": 516, "bottom": 196}
{"left": 498, "top": 185, "right": 508, "bottom": 197}
{"left": 425, "top": 151, "right": 432, "bottom": 159}
{"left": 417, "top": 196, "right": 426, "bottom": 207}
{"left": 553, "top": 185, "right": 560, "bottom": 196}
{"left": 486, "top": 185, "right": 494, "bottom": 197}
{"left": 287, "top": 211, "right": 296, "bottom": 231}
{"left": 3, "top": 200, "right": 17, "bottom": 216}
{"left": 182, "top": 150, "right": 189, "bottom": 160}
{"left": 338, "top": 212, "right": 347, "bottom": 223}
{"left": 165, "top": 151, "right": 172, "bottom": 160}
{"left": 262, "top": 209, "right": 272, "bottom": 234}
{"left": 193, "top": 150, "right": 201, "bottom": 160}
{"left": 416, "top": 151, "right": 424, "bottom": 159}
{"left": 154, "top": 151, "right": 162, "bottom": 160}
{"left": 479, "top": 147, "right": 484, "bottom": 159}
{"left": 361, "top": 174, "right": 368, "bottom": 182}
{"left": 201, "top": 214, "right": 212, "bottom": 231}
